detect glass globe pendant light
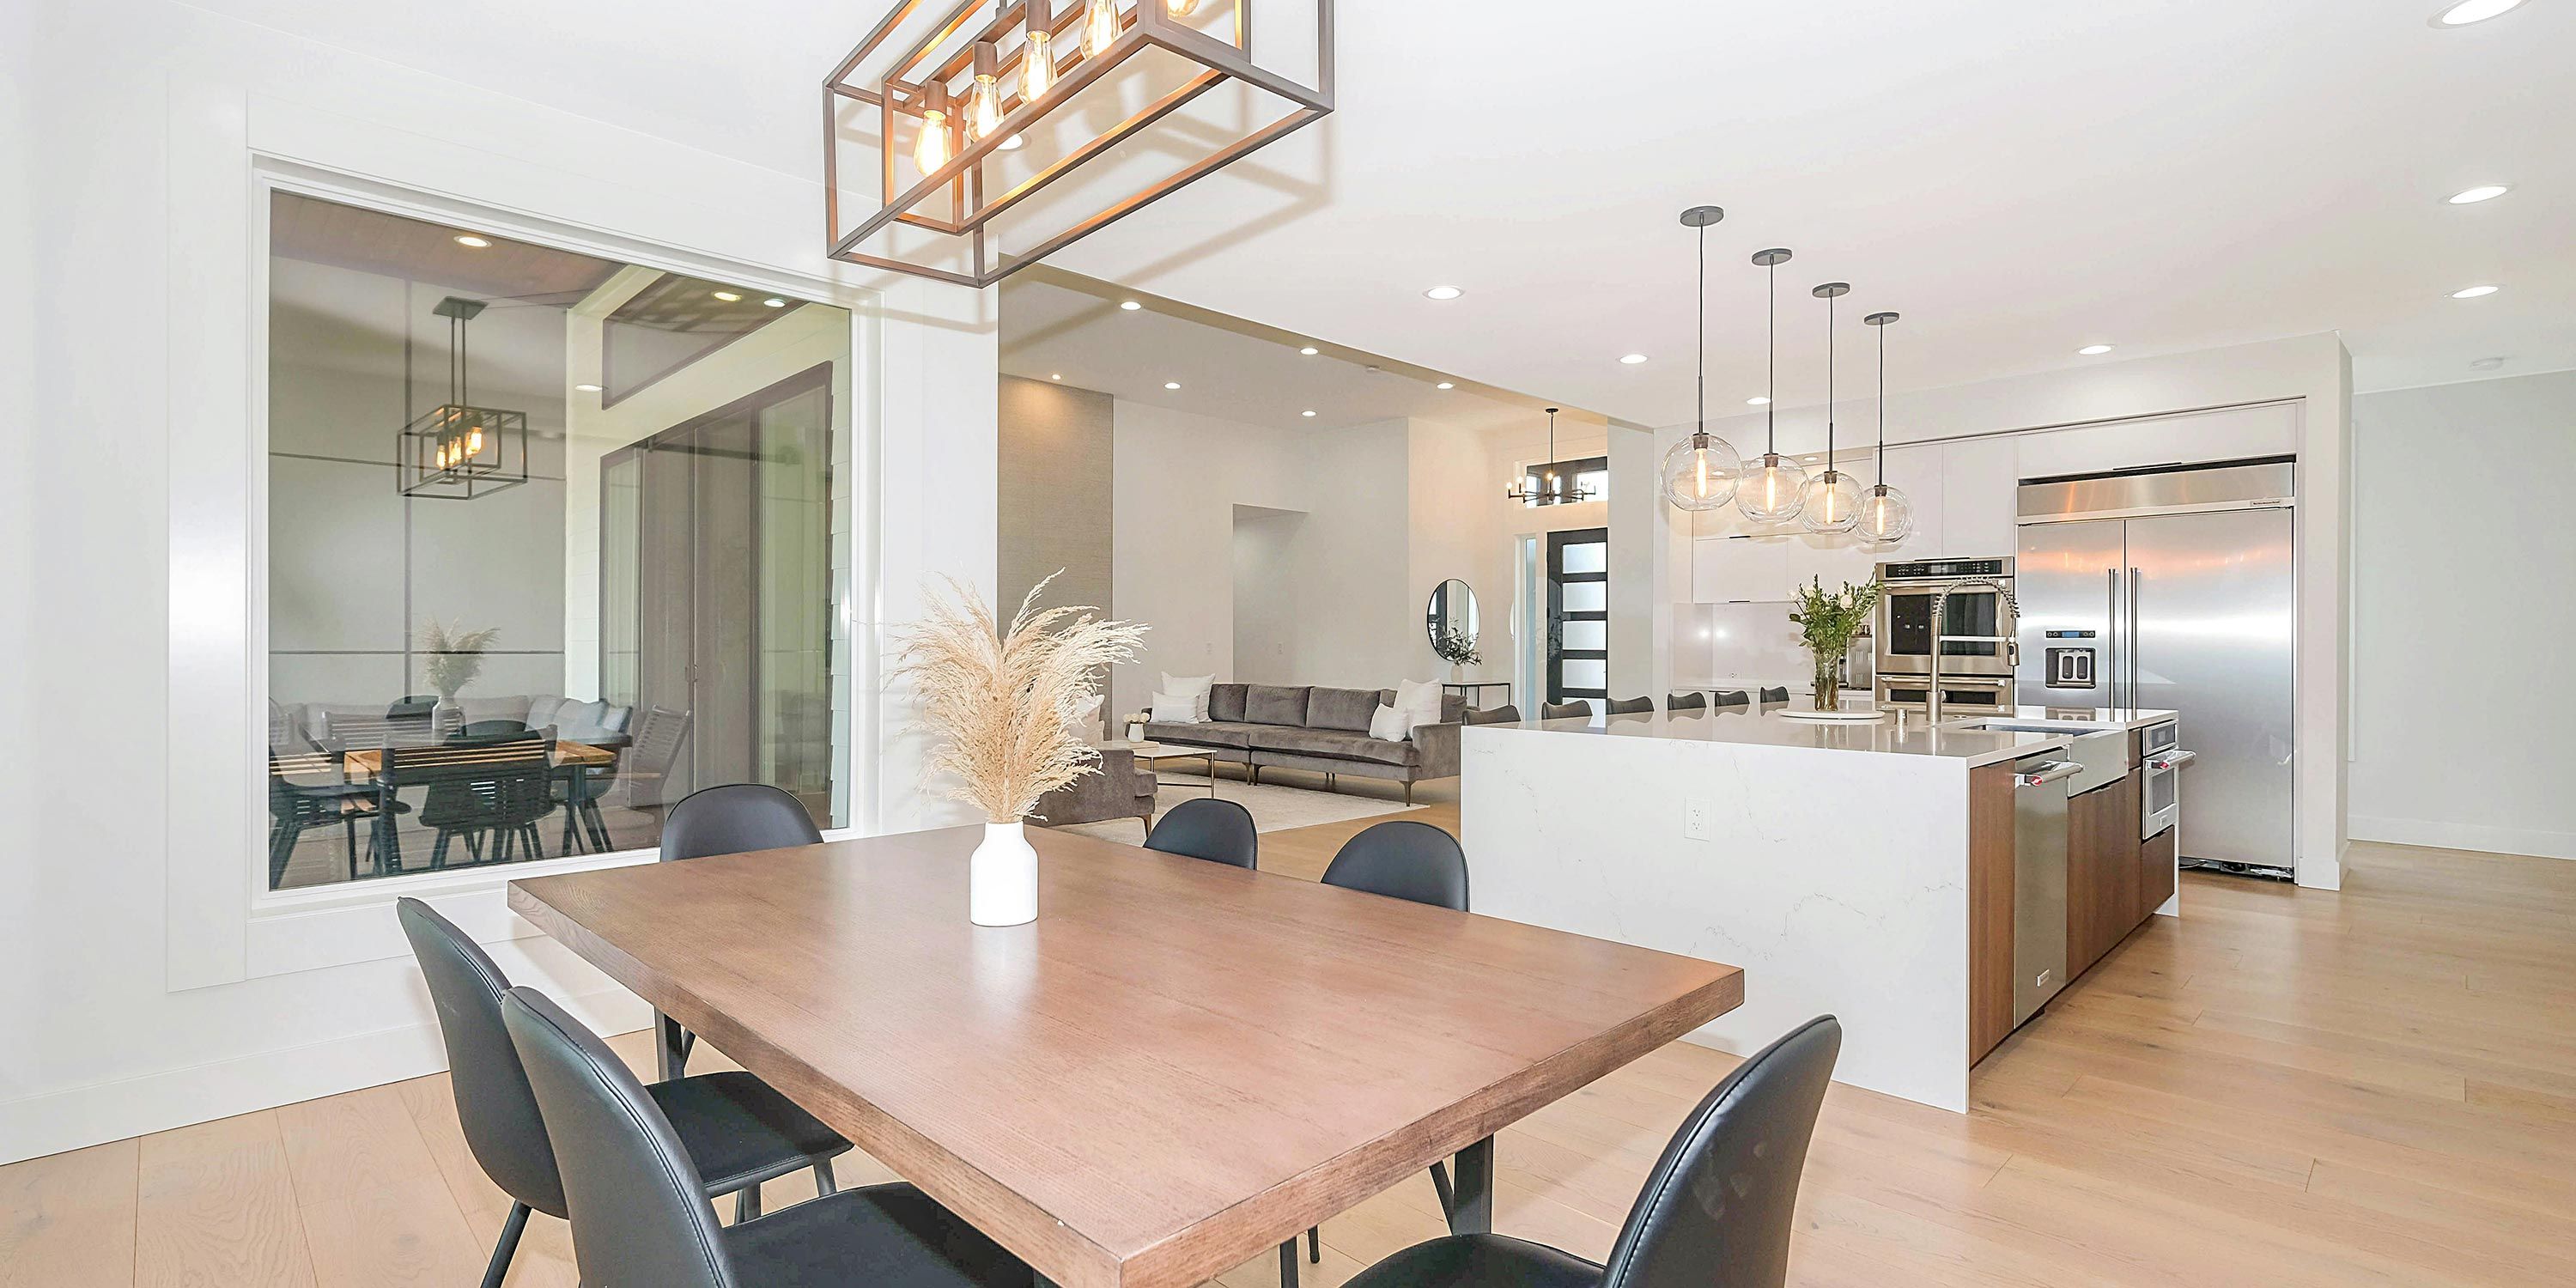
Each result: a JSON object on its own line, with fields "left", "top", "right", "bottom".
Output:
{"left": 1736, "top": 248, "right": 1807, "bottom": 523}
{"left": 1798, "top": 282, "right": 1864, "bottom": 535}
{"left": 1856, "top": 310, "right": 1916, "bottom": 544}
{"left": 1659, "top": 206, "right": 1742, "bottom": 511}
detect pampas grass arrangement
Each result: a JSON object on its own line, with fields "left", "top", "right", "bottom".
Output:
{"left": 893, "top": 572, "right": 1146, "bottom": 823}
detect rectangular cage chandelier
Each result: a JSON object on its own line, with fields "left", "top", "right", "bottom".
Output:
{"left": 823, "top": 0, "right": 1334, "bottom": 288}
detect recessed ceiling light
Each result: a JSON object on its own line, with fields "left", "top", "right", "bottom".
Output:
{"left": 1747, "top": 396, "right": 1770, "bottom": 405}
{"left": 2451, "top": 284, "right": 2500, "bottom": 298}
{"left": 1163, "top": 381, "right": 1182, "bottom": 390}
{"left": 1435, "top": 381, "right": 1455, "bottom": 390}
{"left": 1302, "top": 410, "right": 1316, "bottom": 417}
{"left": 2077, "top": 344, "right": 2114, "bottom": 355}
{"left": 712, "top": 290, "right": 742, "bottom": 302}
{"left": 1051, "top": 373, "right": 1063, "bottom": 380}
{"left": 762, "top": 297, "right": 787, "bottom": 307}
{"left": 2470, "top": 356, "right": 2507, "bottom": 369}
{"left": 999, "top": 133, "right": 1024, "bottom": 150}
{"left": 1423, "top": 285, "right": 1463, "bottom": 301}
{"left": 1119, "top": 300, "right": 1142, "bottom": 311}
{"left": 574, "top": 383, "right": 603, "bottom": 392}
{"left": 2431, "top": 0, "right": 2524, "bottom": 27}
{"left": 1298, "top": 346, "right": 1319, "bottom": 355}
{"left": 453, "top": 234, "right": 491, "bottom": 248}
{"left": 1619, "top": 353, "right": 1649, "bottom": 365}
{"left": 2447, "top": 184, "right": 2512, "bottom": 204}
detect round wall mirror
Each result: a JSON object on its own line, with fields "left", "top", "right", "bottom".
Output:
{"left": 1425, "top": 579, "right": 1480, "bottom": 660}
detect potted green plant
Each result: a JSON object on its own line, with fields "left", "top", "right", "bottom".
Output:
{"left": 1788, "top": 578, "right": 1881, "bottom": 713}
{"left": 1431, "top": 626, "right": 1481, "bottom": 682}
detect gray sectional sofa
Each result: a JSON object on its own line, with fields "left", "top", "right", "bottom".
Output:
{"left": 1141, "top": 683, "right": 1466, "bottom": 804}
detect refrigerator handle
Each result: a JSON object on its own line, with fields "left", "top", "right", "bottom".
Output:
{"left": 2128, "top": 566, "right": 2142, "bottom": 712}
{"left": 2105, "top": 568, "right": 2122, "bottom": 709}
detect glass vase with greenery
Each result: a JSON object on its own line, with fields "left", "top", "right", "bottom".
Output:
{"left": 1788, "top": 578, "right": 1881, "bottom": 712}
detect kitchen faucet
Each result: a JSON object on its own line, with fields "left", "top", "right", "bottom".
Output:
{"left": 1928, "top": 577, "right": 2018, "bottom": 726}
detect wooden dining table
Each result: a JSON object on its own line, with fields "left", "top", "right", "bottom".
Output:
{"left": 507, "top": 823, "right": 1744, "bottom": 1288}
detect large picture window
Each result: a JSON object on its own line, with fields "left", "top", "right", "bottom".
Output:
{"left": 264, "top": 192, "right": 852, "bottom": 890}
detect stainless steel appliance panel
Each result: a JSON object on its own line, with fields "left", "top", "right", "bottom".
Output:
{"left": 1874, "top": 674, "right": 2013, "bottom": 714}
{"left": 2140, "top": 718, "right": 2189, "bottom": 840}
{"left": 2014, "top": 519, "right": 2124, "bottom": 708}
{"left": 2013, "top": 755, "right": 2077, "bottom": 1024}
{"left": 1876, "top": 558, "right": 2017, "bottom": 679}
{"left": 2019, "top": 458, "right": 2295, "bottom": 524}
{"left": 2128, "top": 507, "right": 2296, "bottom": 868}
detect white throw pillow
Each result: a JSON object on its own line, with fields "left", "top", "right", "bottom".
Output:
{"left": 1150, "top": 691, "right": 1204, "bottom": 724}
{"left": 1368, "top": 701, "right": 1410, "bottom": 742}
{"left": 1160, "top": 671, "right": 1215, "bottom": 701}
{"left": 1392, "top": 677, "right": 1445, "bottom": 732}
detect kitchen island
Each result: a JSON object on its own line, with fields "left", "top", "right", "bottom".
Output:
{"left": 1460, "top": 702, "right": 2176, "bottom": 1111}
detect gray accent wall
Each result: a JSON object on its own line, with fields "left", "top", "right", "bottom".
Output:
{"left": 998, "top": 374, "right": 1114, "bottom": 619}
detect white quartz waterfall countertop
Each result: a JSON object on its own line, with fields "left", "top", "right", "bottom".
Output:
{"left": 1482, "top": 708, "right": 2077, "bottom": 768}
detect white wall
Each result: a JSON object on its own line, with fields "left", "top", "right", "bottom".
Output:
{"left": 1650, "top": 334, "right": 2351, "bottom": 888}
{"left": 3, "top": 0, "right": 995, "bottom": 1164}
{"left": 1230, "top": 506, "right": 1305, "bottom": 684}
{"left": 2348, "top": 370, "right": 2576, "bottom": 860}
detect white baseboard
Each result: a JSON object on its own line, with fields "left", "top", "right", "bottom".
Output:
{"left": 2348, "top": 815, "right": 2576, "bottom": 862}
{"left": 0, "top": 986, "right": 650, "bottom": 1167}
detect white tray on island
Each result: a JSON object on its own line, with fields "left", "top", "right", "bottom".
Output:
{"left": 1777, "top": 706, "right": 1889, "bottom": 722}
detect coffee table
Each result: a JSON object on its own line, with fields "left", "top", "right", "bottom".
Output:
{"left": 1118, "top": 740, "right": 1218, "bottom": 797}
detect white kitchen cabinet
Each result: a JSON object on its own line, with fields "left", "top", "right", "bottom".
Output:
{"left": 1859, "top": 443, "right": 1947, "bottom": 562}
{"left": 1940, "top": 436, "right": 2019, "bottom": 559}
{"left": 1783, "top": 531, "right": 1873, "bottom": 593}
{"left": 2016, "top": 404, "right": 2296, "bottom": 479}
{"left": 1692, "top": 534, "right": 1789, "bottom": 602}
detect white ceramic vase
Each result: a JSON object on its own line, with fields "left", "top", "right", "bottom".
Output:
{"left": 969, "top": 820, "right": 1039, "bottom": 927}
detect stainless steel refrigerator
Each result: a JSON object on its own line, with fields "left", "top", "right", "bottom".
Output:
{"left": 2015, "top": 459, "right": 2297, "bottom": 875}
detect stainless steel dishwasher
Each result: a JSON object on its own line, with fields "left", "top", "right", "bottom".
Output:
{"left": 2014, "top": 752, "right": 2081, "bottom": 1025}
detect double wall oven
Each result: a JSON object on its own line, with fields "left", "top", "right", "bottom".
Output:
{"left": 1874, "top": 557, "right": 2017, "bottom": 715}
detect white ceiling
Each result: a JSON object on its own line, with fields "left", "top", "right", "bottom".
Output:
{"left": 205, "top": 0, "right": 2576, "bottom": 410}
{"left": 999, "top": 276, "right": 1571, "bottom": 439}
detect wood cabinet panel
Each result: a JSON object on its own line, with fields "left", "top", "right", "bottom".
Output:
{"left": 2139, "top": 824, "right": 2178, "bottom": 920}
{"left": 2066, "top": 773, "right": 2140, "bottom": 977}
{"left": 1968, "top": 762, "right": 2016, "bottom": 1065}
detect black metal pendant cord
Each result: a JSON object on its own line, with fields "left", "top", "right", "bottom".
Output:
{"left": 1875, "top": 321, "right": 1887, "bottom": 486}
{"left": 1765, "top": 258, "right": 1777, "bottom": 454}
{"left": 1695, "top": 222, "right": 1706, "bottom": 436}
{"left": 1823, "top": 288, "right": 1835, "bottom": 469}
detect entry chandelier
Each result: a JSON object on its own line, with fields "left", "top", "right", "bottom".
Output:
{"left": 823, "top": 0, "right": 1335, "bottom": 287}
{"left": 396, "top": 297, "right": 527, "bottom": 501}
{"left": 1507, "top": 409, "right": 1595, "bottom": 507}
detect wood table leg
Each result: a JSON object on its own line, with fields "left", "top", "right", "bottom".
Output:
{"left": 1446, "top": 1135, "right": 1494, "bottom": 1236}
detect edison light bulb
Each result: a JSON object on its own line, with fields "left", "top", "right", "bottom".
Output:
{"left": 1658, "top": 432, "right": 1741, "bottom": 511}
{"left": 466, "top": 428, "right": 483, "bottom": 457}
{"left": 914, "top": 106, "right": 951, "bottom": 173}
{"left": 1084, "top": 0, "right": 1119, "bottom": 56}
{"left": 1738, "top": 453, "right": 1807, "bottom": 524}
{"left": 1857, "top": 483, "right": 1915, "bottom": 544}
{"left": 1799, "top": 469, "right": 1863, "bottom": 536}
{"left": 963, "top": 74, "right": 1002, "bottom": 143}
{"left": 1022, "top": 28, "right": 1054, "bottom": 100}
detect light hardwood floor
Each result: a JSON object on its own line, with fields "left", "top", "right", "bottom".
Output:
{"left": 10, "top": 818, "right": 2576, "bottom": 1287}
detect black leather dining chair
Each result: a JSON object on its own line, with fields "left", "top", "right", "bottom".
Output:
{"left": 1462, "top": 704, "right": 1521, "bottom": 725}
{"left": 1340, "top": 1017, "right": 1842, "bottom": 1288}
{"left": 1603, "top": 696, "right": 1655, "bottom": 715}
{"left": 1759, "top": 685, "right": 1791, "bottom": 704}
{"left": 1540, "top": 701, "right": 1593, "bottom": 720}
{"left": 398, "top": 900, "right": 850, "bottom": 1287}
{"left": 1144, "top": 798, "right": 1258, "bottom": 868}
{"left": 1711, "top": 690, "right": 1751, "bottom": 709}
{"left": 500, "top": 986, "right": 1033, "bottom": 1288}
{"left": 1666, "top": 691, "right": 1709, "bottom": 714}
{"left": 657, "top": 783, "right": 825, "bottom": 1079}
{"left": 1282, "top": 819, "right": 1475, "bottom": 1286}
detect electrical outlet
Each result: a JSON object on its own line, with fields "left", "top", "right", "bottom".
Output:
{"left": 1683, "top": 797, "right": 1712, "bottom": 841}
